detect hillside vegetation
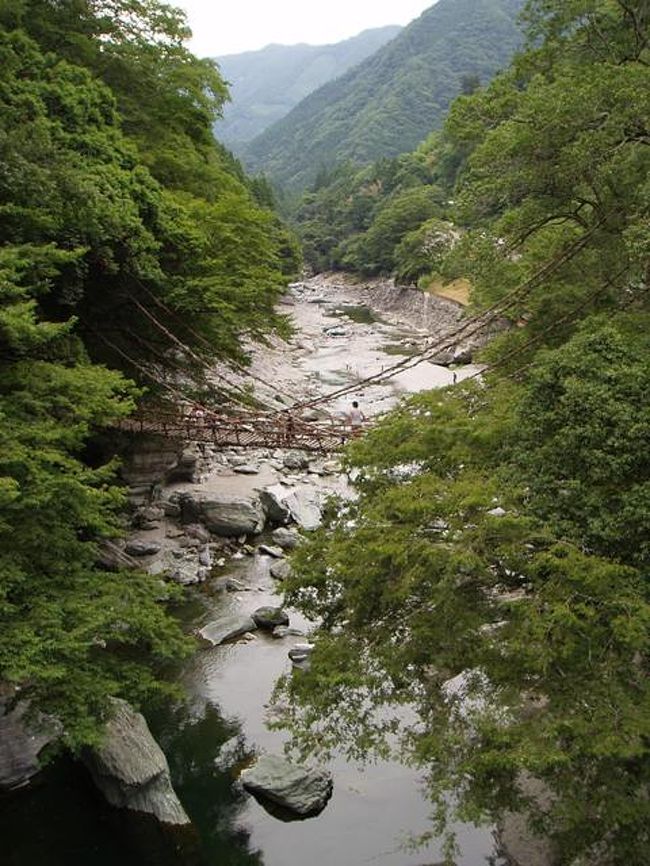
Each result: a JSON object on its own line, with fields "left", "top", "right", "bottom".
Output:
{"left": 0, "top": 0, "right": 299, "bottom": 745}
{"left": 215, "top": 26, "right": 401, "bottom": 152}
{"left": 245, "top": 0, "right": 525, "bottom": 190}
{"left": 277, "top": 2, "right": 650, "bottom": 863}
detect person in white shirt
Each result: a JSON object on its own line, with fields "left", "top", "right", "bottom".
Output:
{"left": 348, "top": 400, "right": 365, "bottom": 434}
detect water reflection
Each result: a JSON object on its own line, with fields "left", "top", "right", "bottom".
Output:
{"left": 1, "top": 756, "right": 204, "bottom": 866}
{"left": 152, "top": 704, "right": 265, "bottom": 866}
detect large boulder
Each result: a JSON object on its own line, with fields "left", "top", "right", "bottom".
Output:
{"left": 0, "top": 700, "right": 59, "bottom": 791}
{"left": 198, "top": 615, "right": 257, "bottom": 646}
{"left": 283, "top": 452, "right": 309, "bottom": 471}
{"left": 497, "top": 775, "right": 557, "bottom": 866}
{"left": 260, "top": 484, "right": 292, "bottom": 525}
{"left": 261, "top": 485, "right": 322, "bottom": 531}
{"left": 252, "top": 607, "right": 289, "bottom": 630}
{"left": 270, "top": 559, "right": 293, "bottom": 581}
{"left": 125, "top": 540, "right": 162, "bottom": 558}
{"left": 240, "top": 754, "right": 332, "bottom": 816}
{"left": 96, "top": 540, "right": 139, "bottom": 572}
{"left": 149, "top": 551, "right": 204, "bottom": 586}
{"left": 82, "top": 698, "right": 189, "bottom": 825}
{"left": 285, "top": 489, "right": 322, "bottom": 531}
{"left": 195, "top": 494, "right": 265, "bottom": 537}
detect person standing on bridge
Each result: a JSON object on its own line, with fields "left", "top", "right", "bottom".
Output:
{"left": 347, "top": 401, "right": 366, "bottom": 436}
{"left": 283, "top": 414, "right": 296, "bottom": 445}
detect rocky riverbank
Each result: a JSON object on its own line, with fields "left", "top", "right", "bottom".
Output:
{"left": 112, "top": 273, "right": 486, "bottom": 597}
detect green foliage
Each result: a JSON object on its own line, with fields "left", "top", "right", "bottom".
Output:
{"left": 0, "top": 0, "right": 299, "bottom": 744}
{"left": 245, "top": 0, "right": 525, "bottom": 191}
{"left": 345, "top": 185, "right": 443, "bottom": 275}
{"left": 0, "top": 243, "right": 191, "bottom": 747}
{"left": 275, "top": 3, "right": 650, "bottom": 863}
{"left": 508, "top": 318, "right": 650, "bottom": 569}
{"left": 294, "top": 140, "right": 455, "bottom": 276}
{"left": 281, "top": 318, "right": 650, "bottom": 863}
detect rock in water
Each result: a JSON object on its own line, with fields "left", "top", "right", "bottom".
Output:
{"left": 196, "top": 495, "right": 266, "bottom": 537}
{"left": 288, "top": 643, "right": 315, "bottom": 670}
{"left": 272, "top": 625, "right": 305, "bottom": 639}
{"left": 0, "top": 701, "right": 59, "bottom": 791}
{"left": 252, "top": 607, "right": 290, "bottom": 630}
{"left": 240, "top": 754, "right": 332, "bottom": 816}
{"left": 258, "top": 544, "right": 284, "bottom": 559}
{"left": 271, "top": 527, "right": 301, "bottom": 550}
{"left": 232, "top": 464, "right": 260, "bottom": 475}
{"left": 270, "top": 559, "right": 292, "bottom": 581}
{"left": 82, "top": 698, "right": 189, "bottom": 825}
{"left": 198, "top": 615, "right": 257, "bottom": 645}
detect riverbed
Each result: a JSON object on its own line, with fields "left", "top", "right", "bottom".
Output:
{"left": 3, "top": 275, "right": 503, "bottom": 866}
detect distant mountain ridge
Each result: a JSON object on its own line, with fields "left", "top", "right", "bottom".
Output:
{"left": 214, "top": 26, "right": 402, "bottom": 152}
{"left": 244, "top": 0, "right": 525, "bottom": 190}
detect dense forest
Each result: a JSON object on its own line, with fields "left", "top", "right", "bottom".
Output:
{"left": 279, "top": 1, "right": 650, "bottom": 864}
{"left": 215, "top": 26, "right": 401, "bottom": 151}
{"left": 244, "top": 0, "right": 525, "bottom": 190}
{"left": 1, "top": 0, "right": 649, "bottom": 863}
{"left": 0, "top": 0, "right": 299, "bottom": 745}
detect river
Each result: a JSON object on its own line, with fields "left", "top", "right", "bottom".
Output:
{"left": 3, "top": 275, "right": 506, "bottom": 866}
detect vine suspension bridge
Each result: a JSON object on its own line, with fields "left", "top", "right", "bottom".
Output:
{"left": 117, "top": 220, "right": 623, "bottom": 454}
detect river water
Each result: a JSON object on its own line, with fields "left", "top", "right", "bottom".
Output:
{"left": 3, "top": 276, "right": 504, "bottom": 866}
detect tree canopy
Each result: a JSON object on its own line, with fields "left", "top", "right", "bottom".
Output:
{"left": 276, "top": 2, "right": 650, "bottom": 862}
{"left": 0, "top": 0, "right": 299, "bottom": 744}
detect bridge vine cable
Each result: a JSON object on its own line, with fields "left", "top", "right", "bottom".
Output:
{"left": 97, "top": 214, "right": 620, "bottom": 449}
{"left": 463, "top": 266, "right": 633, "bottom": 387}
{"left": 275, "top": 217, "right": 611, "bottom": 414}
{"left": 129, "top": 215, "right": 611, "bottom": 418}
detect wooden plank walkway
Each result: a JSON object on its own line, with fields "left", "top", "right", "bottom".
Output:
{"left": 118, "top": 408, "right": 352, "bottom": 453}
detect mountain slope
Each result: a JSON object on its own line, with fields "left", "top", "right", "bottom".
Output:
{"left": 244, "top": 0, "right": 525, "bottom": 190}
{"left": 214, "top": 26, "right": 401, "bottom": 151}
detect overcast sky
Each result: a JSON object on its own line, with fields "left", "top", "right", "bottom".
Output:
{"left": 176, "top": 1, "right": 435, "bottom": 57}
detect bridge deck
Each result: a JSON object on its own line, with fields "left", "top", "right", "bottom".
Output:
{"left": 119, "top": 409, "right": 353, "bottom": 453}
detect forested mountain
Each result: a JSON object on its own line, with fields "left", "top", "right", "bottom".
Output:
{"left": 294, "top": 135, "right": 457, "bottom": 278}
{"left": 0, "top": 0, "right": 298, "bottom": 745}
{"left": 277, "top": 2, "right": 650, "bottom": 864}
{"left": 214, "top": 26, "right": 402, "bottom": 152}
{"left": 245, "top": 0, "right": 525, "bottom": 190}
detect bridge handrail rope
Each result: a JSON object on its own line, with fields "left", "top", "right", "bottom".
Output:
{"left": 133, "top": 278, "right": 300, "bottom": 407}
{"left": 128, "top": 294, "right": 268, "bottom": 409}
{"left": 465, "top": 266, "right": 632, "bottom": 386}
